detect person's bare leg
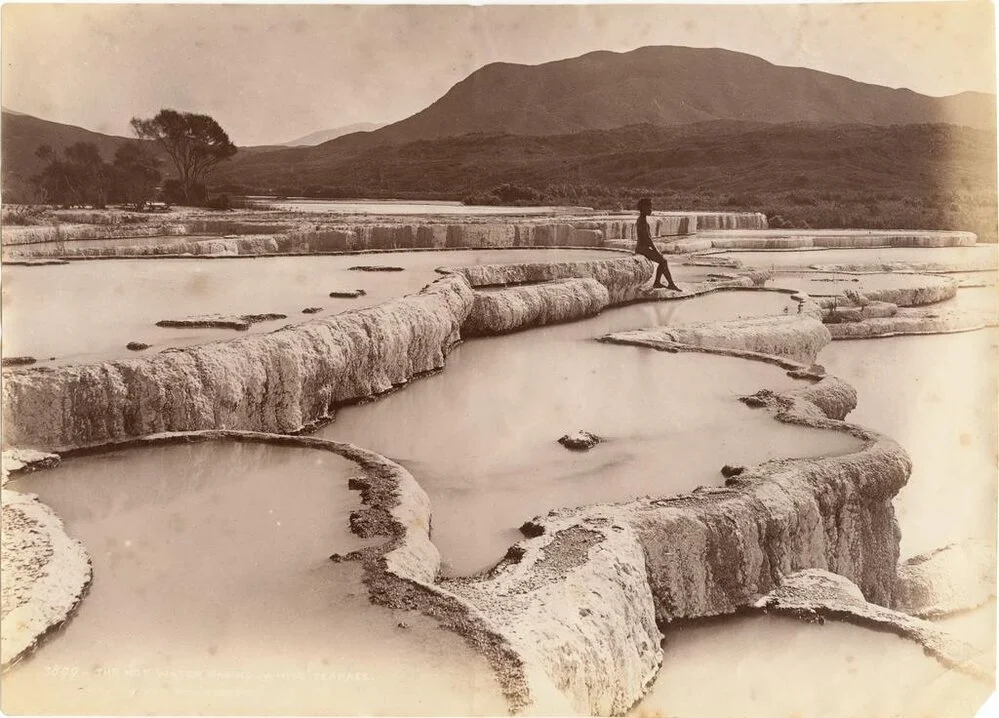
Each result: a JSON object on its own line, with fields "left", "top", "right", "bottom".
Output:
{"left": 651, "top": 264, "right": 667, "bottom": 288}
{"left": 660, "top": 260, "right": 681, "bottom": 290}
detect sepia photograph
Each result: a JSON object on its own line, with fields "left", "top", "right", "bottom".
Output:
{"left": 0, "top": 2, "right": 996, "bottom": 716}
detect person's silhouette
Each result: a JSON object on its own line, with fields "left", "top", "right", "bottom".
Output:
{"left": 634, "top": 198, "right": 680, "bottom": 291}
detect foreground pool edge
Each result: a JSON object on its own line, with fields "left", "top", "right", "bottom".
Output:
{"left": 0, "top": 475, "right": 92, "bottom": 671}
{"left": 754, "top": 568, "right": 994, "bottom": 684}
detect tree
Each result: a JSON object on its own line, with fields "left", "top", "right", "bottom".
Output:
{"left": 111, "top": 143, "right": 161, "bottom": 210}
{"left": 32, "top": 142, "right": 112, "bottom": 208}
{"left": 130, "top": 109, "right": 237, "bottom": 205}
{"left": 31, "top": 145, "right": 61, "bottom": 203}
{"left": 64, "top": 142, "right": 111, "bottom": 208}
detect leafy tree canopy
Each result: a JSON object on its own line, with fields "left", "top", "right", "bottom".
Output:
{"left": 112, "top": 143, "right": 162, "bottom": 210}
{"left": 130, "top": 109, "right": 236, "bottom": 205}
{"left": 32, "top": 141, "right": 112, "bottom": 208}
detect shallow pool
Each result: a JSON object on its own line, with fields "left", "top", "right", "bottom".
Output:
{"left": 820, "top": 330, "right": 999, "bottom": 559}
{"left": 1, "top": 248, "right": 614, "bottom": 365}
{"left": 708, "top": 245, "right": 999, "bottom": 270}
{"left": 322, "top": 291, "right": 858, "bottom": 575}
{"left": 766, "top": 271, "right": 952, "bottom": 299}
{"left": 940, "top": 286, "right": 999, "bottom": 317}
{"left": 933, "top": 600, "right": 997, "bottom": 660}
{"left": 2, "top": 441, "right": 507, "bottom": 715}
{"left": 631, "top": 614, "right": 989, "bottom": 718}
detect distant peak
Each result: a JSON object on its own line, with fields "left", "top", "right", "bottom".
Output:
{"left": 282, "top": 121, "right": 386, "bottom": 147}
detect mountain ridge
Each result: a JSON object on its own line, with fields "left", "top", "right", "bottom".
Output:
{"left": 282, "top": 122, "right": 385, "bottom": 146}
{"left": 360, "top": 45, "right": 995, "bottom": 146}
{"left": 204, "top": 44, "right": 994, "bottom": 178}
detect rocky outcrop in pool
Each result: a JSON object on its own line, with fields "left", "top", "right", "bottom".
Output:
{"left": 464, "top": 278, "right": 609, "bottom": 336}
{"left": 602, "top": 313, "right": 832, "bottom": 365}
{"left": 443, "top": 255, "right": 653, "bottom": 303}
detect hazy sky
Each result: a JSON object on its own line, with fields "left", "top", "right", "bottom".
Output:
{"left": 3, "top": 2, "right": 996, "bottom": 146}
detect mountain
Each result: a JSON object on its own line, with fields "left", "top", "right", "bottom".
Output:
{"left": 282, "top": 122, "right": 384, "bottom": 146}
{"left": 206, "top": 44, "right": 995, "bottom": 186}
{"left": 359, "top": 45, "right": 995, "bottom": 145}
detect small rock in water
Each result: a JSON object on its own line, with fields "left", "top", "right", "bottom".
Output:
{"left": 721, "top": 464, "right": 745, "bottom": 478}
{"left": 505, "top": 545, "right": 527, "bottom": 561}
{"left": 739, "top": 394, "right": 768, "bottom": 408}
{"left": 329, "top": 289, "right": 367, "bottom": 298}
{"left": 397, "top": 621, "right": 410, "bottom": 630}
{"left": 520, "top": 520, "right": 545, "bottom": 537}
{"left": 558, "top": 430, "right": 601, "bottom": 451}
{"left": 126, "top": 341, "right": 151, "bottom": 351}
{"left": 302, "top": 306, "right": 323, "bottom": 314}
{"left": 156, "top": 313, "right": 287, "bottom": 331}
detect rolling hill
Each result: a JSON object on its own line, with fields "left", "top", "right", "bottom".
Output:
{"left": 0, "top": 109, "right": 287, "bottom": 197}
{"left": 211, "top": 121, "right": 996, "bottom": 199}
{"left": 1, "top": 109, "right": 150, "bottom": 183}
